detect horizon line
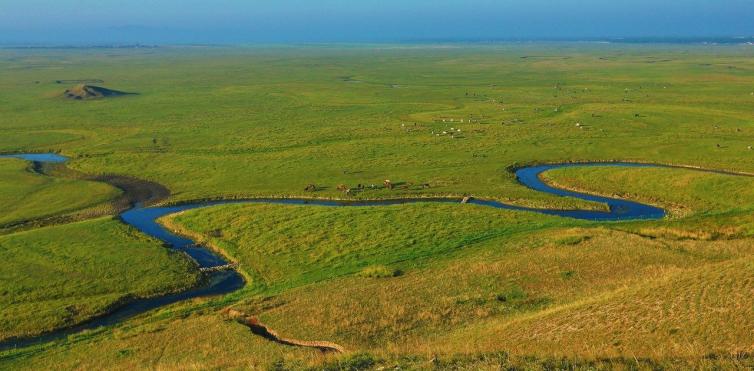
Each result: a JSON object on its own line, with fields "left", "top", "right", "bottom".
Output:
{"left": 2, "top": 35, "right": 754, "bottom": 49}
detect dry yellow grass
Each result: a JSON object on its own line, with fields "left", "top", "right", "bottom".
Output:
{"left": 5, "top": 226, "right": 754, "bottom": 369}
{"left": 428, "top": 252, "right": 754, "bottom": 360}
{"left": 7, "top": 313, "right": 327, "bottom": 370}
{"left": 226, "top": 228, "right": 754, "bottom": 355}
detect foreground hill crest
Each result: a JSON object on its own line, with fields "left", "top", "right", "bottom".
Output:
{"left": 63, "top": 84, "right": 135, "bottom": 100}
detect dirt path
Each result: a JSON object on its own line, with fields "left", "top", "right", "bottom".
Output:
{"left": 224, "top": 309, "right": 345, "bottom": 353}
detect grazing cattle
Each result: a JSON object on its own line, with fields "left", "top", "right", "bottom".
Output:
{"left": 384, "top": 180, "right": 394, "bottom": 190}
{"left": 336, "top": 184, "right": 349, "bottom": 192}
{"left": 304, "top": 184, "right": 317, "bottom": 192}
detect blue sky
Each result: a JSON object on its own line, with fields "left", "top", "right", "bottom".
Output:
{"left": 1, "top": 0, "right": 753, "bottom": 44}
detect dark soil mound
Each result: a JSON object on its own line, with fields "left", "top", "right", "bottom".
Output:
{"left": 63, "top": 84, "right": 135, "bottom": 100}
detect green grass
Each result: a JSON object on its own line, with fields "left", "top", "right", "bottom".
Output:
{"left": 163, "top": 203, "right": 576, "bottom": 294}
{"left": 357, "top": 265, "right": 403, "bottom": 278}
{"left": 543, "top": 166, "right": 754, "bottom": 240}
{"left": 542, "top": 166, "right": 754, "bottom": 217}
{"left": 4, "top": 218, "right": 754, "bottom": 369}
{"left": 3, "top": 45, "right": 754, "bottom": 209}
{"left": 2, "top": 44, "right": 754, "bottom": 369}
{"left": 0, "top": 158, "right": 119, "bottom": 226}
{"left": 0, "top": 217, "right": 199, "bottom": 340}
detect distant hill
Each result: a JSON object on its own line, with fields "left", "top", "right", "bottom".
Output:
{"left": 63, "top": 84, "right": 135, "bottom": 100}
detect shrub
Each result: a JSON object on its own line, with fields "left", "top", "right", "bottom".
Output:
{"left": 320, "top": 353, "right": 379, "bottom": 371}
{"left": 496, "top": 285, "right": 527, "bottom": 303}
{"left": 561, "top": 270, "right": 576, "bottom": 279}
{"left": 555, "top": 235, "right": 590, "bottom": 246}
{"left": 357, "top": 265, "right": 402, "bottom": 278}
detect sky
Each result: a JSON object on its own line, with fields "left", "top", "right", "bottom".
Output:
{"left": 1, "top": 0, "right": 753, "bottom": 44}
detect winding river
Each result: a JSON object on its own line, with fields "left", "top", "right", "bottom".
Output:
{"left": 0, "top": 153, "right": 667, "bottom": 349}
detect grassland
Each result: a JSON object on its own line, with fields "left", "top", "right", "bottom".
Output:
{"left": 162, "top": 203, "right": 578, "bottom": 294}
{"left": 3, "top": 45, "right": 754, "bottom": 208}
{"left": 5, "top": 203, "right": 754, "bottom": 369}
{"left": 543, "top": 166, "right": 754, "bottom": 241}
{"left": 164, "top": 200, "right": 754, "bottom": 360}
{"left": 0, "top": 158, "right": 119, "bottom": 226}
{"left": 0, "top": 217, "right": 199, "bottom": 341}
{"left": 2, "top": 44, "right": 754, "bottom": 369}
{"left": 542, "top": 166, "right": 754, "bottom": 217}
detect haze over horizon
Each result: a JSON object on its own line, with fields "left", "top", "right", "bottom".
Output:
{"left": 1, "top": 0, "right": 753, "bottom": 45}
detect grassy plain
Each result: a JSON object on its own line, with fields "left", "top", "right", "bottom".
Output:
{"left": 2, "top": 45, "right": 754, "bottom": 206}
{"left": 542, "top": 166, "right": 754, "bottom": 216}
{"left": 0, "top": 217, "right": 199, "bottom": 341}
{"left": 162, "top": 203, "right": 576, "bottom": 294}
{"left": 543, "top": 166, "right": 754, "bottom": 240}
{"left": 2, "top": 44, "right": 754, "bottom": 369}
{"left": 5, "top": 207, "right": 754, "bottom": 369}
{"left": 0, "top": 158, "right": 119, "bottom": 226}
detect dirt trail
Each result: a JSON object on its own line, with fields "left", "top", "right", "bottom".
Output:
{"left": 223, "top": 309, "right": 345, "bottom": 353}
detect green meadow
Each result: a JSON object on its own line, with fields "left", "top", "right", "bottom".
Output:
{"left": 0, "top": 218, "right": 199, "bottom": 340}
{"left": 0, "top": 158, "right": 118, "bottom": 226}
{"left": 2, "top": 44, "right": 754, "bottom": 369}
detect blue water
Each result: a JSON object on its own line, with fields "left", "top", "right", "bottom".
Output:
{"left": 121, "top": 198, "right": 466, "bottom": 267}
{"left": 0, "top": 153, "right": 69, "bottom": 163}
{"left": 512, "top": 163, "right": 666, "bottom": 221}
{"left": 0, "top": 153, "right": 669, "bottom": 349}
{"left": 117, "top": 162, "right": 668, "bottom": 269}
{"left": 6, "top": 153, "right": 669, "bottom": 267}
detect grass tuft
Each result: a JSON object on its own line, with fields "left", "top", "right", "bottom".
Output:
{"left": 357, "top": 265, "right": 403, "bottom": 279}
